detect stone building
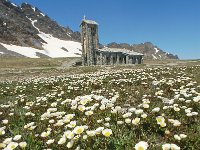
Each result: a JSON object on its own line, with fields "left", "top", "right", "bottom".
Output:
{"left": 80, "top": 17, "right": 144, "bottom": 66}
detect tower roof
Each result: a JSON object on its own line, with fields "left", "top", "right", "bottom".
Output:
{"left": 80, "top": 16, "right": 98, "bottom": 26}
{"left": 82, "top": 19, "right": 98, "bottom": 25}
{"left": 98, "top": 48, "right": 144, "bottom": 56}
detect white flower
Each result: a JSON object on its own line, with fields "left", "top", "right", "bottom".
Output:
{"left": 141, "top": 113, "right": 147, "bottom": 119}
{"left": 58, "top": 137, "right": 66, "bottom": 145}
{"left": 97, "top": 119, "right": 103, "bottom": 123}
{"left": 162, "top": 143, "right": 171, "bottom": 150}
{"left": 51, "top": 102, "right": 57, "bottom": 107}
{"left": 78, "top": 105, "right": 85, "bottom": 112}
{"left": 83, "top": 135, "right": 87, "bottom": 140}
{"left": 67, "top": 140, "right": 74, "bottom": 148}
{"left": 143, "top": 103, "right": 149, "bottom": 109}
{"left": 104, "top": 122, "right": 110, "bottom": 127}
{"left": 135, "top": 141, "right": 148, "bottom": 150}
{"left": 174, "top": 107, "right": 180, "bottom": 112}
{"left": 6, "top": 142, "right": 18, "bottom": 150}
{"left": 0, "top": 129, "right": 5, "bottom": 136}
{"left": 100, "top": 105, "right": 106, "bottom": 110}
{"left": 46, "top": 139, "right": 54, "bottom": 145}
{"left": 80, "top": 99, "right": 88, "bottom": 105}
{"left": 125, "top": 118, "right": 131, "bottom": 124}
{"left": 132, "top": 118, "right": 140, "bottom": 125}
{"left": 174, "top": 134, "right": 181, "bottom": 141}
{"left": 65, "top": 130, "right": 75, "bottom": 139}
{"left": 128, "top": 107, "right": 136, "bottom": 112}
{"left": 135, "top": 109, "right": 143, "bottom": 114}
{"left": 192, "top": 112, "right": 198, "bottom": 116}
{"left": 19, "top": 142, "right": 27, "bottom": 149}
{"left": 73, "top": 126, "right": 85, "bottom": 135}
{"left": 85, "top": 111, "right": 93, "bottom": 116}
{"left": 160, "top": 122, "right": 167, "bottom": 127}
{"left": 41, "top": 131, "right": 50, "bottom": 138}
{"left": 122, "top": 112, "right": 132, "bottom": 118}
{"left": 173, "top": 120, "right": 181, "bottom": 127}
{"left": 180, "top": 134, "right": 187, "bottom": 139}
{"left": 3, "top": 138, "right": 12, "bottom": 144}
{"left": 152, "top": 107, "right": 160, "bottom": 112}
{"left": 105, "top": 117, "right": 111, "bottom": 121}
{"left": 170, "top": 144, "right": 180, "bottom": 150}
{"left": 111, "top": 109, "right": 117, "bottom": 114}
{"left": 0, "top": 143, "right": 6, "bottom": 148}
{"left": 95, "top": 127, "right": 104, "bottom": 134}
{"left": 186, "top": 113, "right": 193, "bottom": 117}
{"left": 115, "top": 106, "right": 122, "bottom": 111}
{"left": 65, "top": 114, "right": 75, "bottom": 120}
{"left": 117, "top": 121, "right": 124, "bottom": 125}
{"left": 102, "top": 129, "right": 112, "bottom": 137}
{"left": 2, "top": 120, "right": 8, "bottom": 124}
{"left": 13, "top": 135, "right": 22, "bottom": 141}
{"left": 67, "top": 121, "right": 76, "bottom": 128}
{"left": 86, "top": 130, "right": 96, "bottom": 136}
{"left": 156, "top": 116, "right": 165, "bottom": 125}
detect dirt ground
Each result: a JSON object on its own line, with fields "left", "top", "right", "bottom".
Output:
{"left": 0, "top": 58, "right": 199, "bottom": 82}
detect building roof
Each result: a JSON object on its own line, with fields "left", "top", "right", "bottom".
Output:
{"left": 98, "top": 47, "right": 144, "bottom": 56}
{"left": 81, "top": 19, "right": 98, "bottom": 25}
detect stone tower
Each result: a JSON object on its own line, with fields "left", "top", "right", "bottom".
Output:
{"left": 80, "top": 17, "right": 99, "bottom": 66}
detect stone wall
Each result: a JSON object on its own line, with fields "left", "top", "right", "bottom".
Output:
{"left": 96, "top": 51, "right": 143, "bottom": 65}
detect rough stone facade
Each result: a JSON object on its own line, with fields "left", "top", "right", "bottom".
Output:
{"left": 80, "top": 18, "right": 144, "bottom": 66}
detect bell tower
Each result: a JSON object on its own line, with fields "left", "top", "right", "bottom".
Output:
{"left": 80, "top": 17, "right": 99, "bottom": 66}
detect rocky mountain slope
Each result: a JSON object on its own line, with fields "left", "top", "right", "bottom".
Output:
{"left": 0, "top": 0, "right": 178, "bottom": 59}
{"left": 0, "top": 0, "right": 81, "bottom": 58}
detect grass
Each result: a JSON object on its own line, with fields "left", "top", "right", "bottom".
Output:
{"left": 0, "top": 57, "right": 79, "bottom": 69}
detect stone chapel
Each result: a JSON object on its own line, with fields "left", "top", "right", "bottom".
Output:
{"left": 80, "top": 17, "right": 144, "bottom": 66}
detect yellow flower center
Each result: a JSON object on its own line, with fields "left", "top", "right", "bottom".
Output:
{"left": 104, "top": 132, "right": 111, "bottom": 137}
{"left": 76, "top": 128, "right": 83, "bottom": 134}
{"left": 137, "top": 146, "right": 145, "bottom": 150}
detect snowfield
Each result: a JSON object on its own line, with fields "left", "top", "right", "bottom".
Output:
{"left": 0, "top": 18, "right": 82, "bottom": 58}
{"left": 154, "top": 47, "right": 159, "bottom": 54}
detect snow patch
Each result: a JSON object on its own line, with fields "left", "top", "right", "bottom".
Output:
{"left": 40, "top": 12, "right": 45, "bottom": 17}
{"left": 67, "top": 33, "right": 71, "bottom": 37}
{"left": 1, "top": 40, "right": 81, "bottom": 58}
{"left": 0, "top": 52, "right": 4, "bottom": 54}
{"left": 154, "top": 47, "right": 159, "bottom": 54}
{"left": 152, "top": 54, "right": 157, "bottom": 60}
{"left": 0, "top": 44, "right": 40, "bottom": 58}
{"left": 3, "top": 22, "right": 6, "bottom": 26}
{"left": 37, "top": 33, "right": 82, "bottom": 58}
{"left": 11, "top": 3, "right": 17, "bottom": 7}
{"left": 32, "top": 7, "right": 36, "bottom": 12}
{"left": 26, "top": 17, "right": 40, "bottom": 32}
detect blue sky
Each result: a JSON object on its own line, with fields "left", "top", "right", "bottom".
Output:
{"left": 11, "top": 0, "right": 200, "bottom": 59}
